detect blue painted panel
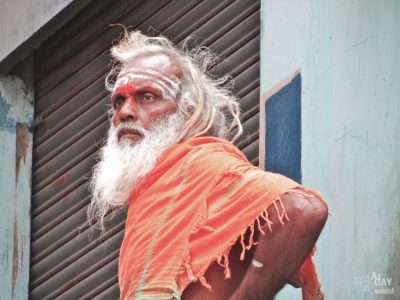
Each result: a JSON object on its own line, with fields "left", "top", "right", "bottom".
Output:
{"left": 264, "top": 73, "right": 301, "bottom": 183}
{"left": 0, "top": 76, "right": 33, "bottom": 300}
{"left": 0, "top": 97, "right": 15, "bottom": 130}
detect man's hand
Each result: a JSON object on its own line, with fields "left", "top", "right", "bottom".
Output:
{"left": 229, "top": 191, "right": 328, "bottom": 300}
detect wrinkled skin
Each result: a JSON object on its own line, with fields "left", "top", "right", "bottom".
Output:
{"left": 114, "top": 53, "right": 329, "bottom": 299}
{"left": 111, "top": 53, "right": 181, "bottom": 143}
{"left": 182, "top": 192, "right": 328, "bottom": 300}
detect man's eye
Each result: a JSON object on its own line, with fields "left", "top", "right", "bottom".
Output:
{"left": 140, "top": 93, "right": 158, "bottom": 102}
{"left": 113, "top": 96, "right": 125, "bottom": 109}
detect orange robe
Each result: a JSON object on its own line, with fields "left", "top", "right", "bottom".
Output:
{"left": 119, "top": 136, "right": 325, "bottom": 299}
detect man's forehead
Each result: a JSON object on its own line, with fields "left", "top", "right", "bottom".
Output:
{"left": 122, "top": 53, "right": 182, "bottom": 79}
{"left": 113, "top": 54, "right": 182, "bottom": 99}
{"left": 114, "top": 55, "right": 182, "bottom": 100}
{"left": 114, "top": 66, "right": 181, "bottom": 92}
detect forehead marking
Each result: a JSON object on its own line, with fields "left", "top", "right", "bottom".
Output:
{"left": 114, "top": 67, "right": 181, "bottom": 101}
{"left": 115, "top": 74, "right": 178, "bottom": 101}
{"left": 119, "top": 68, "right": 181, "bottom": 89}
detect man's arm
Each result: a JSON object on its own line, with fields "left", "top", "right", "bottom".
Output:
{"left": 229, "top": 191, "right": 328, "bottom": 300}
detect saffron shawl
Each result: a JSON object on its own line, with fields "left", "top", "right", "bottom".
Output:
{"left": 119, "top": 137, "right": 325, "bottom": 299}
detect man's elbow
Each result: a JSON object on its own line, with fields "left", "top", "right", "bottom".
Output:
{"left": 283, "top": 190, "right": 329, "bottom": 235}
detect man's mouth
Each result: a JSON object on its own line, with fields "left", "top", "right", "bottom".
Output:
{"left": 118, "top": 128, "right": 143, "bottom": 142}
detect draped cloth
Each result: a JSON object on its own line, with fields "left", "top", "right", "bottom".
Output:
{"left": 119, "top": 136, "right": 325, "bottom": 299}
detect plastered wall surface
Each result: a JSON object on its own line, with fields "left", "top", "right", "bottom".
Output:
{"left": 0, "top": 0, "right": 72, "bottom": 63}
{"left": 261, "top": 0, "right": 400, "bottom": 299}
{"left": 0, "top": 75, "right": 33, "bottom": 299}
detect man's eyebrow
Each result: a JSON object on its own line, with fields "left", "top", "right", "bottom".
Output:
{"left": 110, "top": 92, "right": 122, "bottom": 102}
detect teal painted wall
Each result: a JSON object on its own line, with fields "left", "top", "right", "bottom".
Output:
{"left": 0, "top": 75, "right": 33, "bottom": 299}
{"left": 261, "top": 0, "right": 400, "bottom": 299}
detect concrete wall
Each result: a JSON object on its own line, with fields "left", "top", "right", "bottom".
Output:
{"left": 0, "top": 0, "right": 72, "bottom": 63}
{"left": 261, "top": 0, "right": 400, "bottom": 299}
{"left": 0, "top": 75, "right": 34, "bottom": 299}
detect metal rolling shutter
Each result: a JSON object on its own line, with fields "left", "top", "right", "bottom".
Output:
{"left": 30, "top": 0, "right": 260, "bottom": 298}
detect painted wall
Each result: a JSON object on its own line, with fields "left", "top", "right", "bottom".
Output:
{"left": 261, "top": 0, "right": 400, "bottom": 299}
{"left": 0, "top": 0, "right": 72, "bottom": 63}
{"left": 0, "top": 75, "right": 34, "bottom": 299}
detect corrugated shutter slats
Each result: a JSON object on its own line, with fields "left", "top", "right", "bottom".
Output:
{"left": 31, "top": 1, "right": 260, "bottom": 298}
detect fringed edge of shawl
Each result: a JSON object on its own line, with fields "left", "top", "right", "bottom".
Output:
{"left": 216, "top": 189, "right": 290, "bottom": 277}
{"left": 184, "top": 186, "right": 326, "bottom": 300}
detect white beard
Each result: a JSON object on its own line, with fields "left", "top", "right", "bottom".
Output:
{"left": 88, "top": 112, "right": 184, "bottom": 229}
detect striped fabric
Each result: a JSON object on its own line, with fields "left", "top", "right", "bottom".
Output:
{"left": 118, "top": 136, "right": 324, "bottom": 299}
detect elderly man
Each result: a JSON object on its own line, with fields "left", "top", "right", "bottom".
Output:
{"left": 88, "top": 31, "right": 328, "bottom": 300}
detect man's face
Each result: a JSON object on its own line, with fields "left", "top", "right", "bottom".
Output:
{"left": 111, "top": 53, "right": 182, "bottom": 143}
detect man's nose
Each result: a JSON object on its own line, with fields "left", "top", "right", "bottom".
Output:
{"left": 118, "top": 98, "right": 138, "bottom": 122}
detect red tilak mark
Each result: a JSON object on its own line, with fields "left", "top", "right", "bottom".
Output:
{"left": 116, "top": 83, "right": 137, "bottom": 95}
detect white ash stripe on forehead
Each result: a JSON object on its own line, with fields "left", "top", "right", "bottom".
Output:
{"left": 114, "top": 74, "right": 180, "bottom": 100}
{"left": 116, "top": 73, "right": 180, "bottom": 95}
{"left": 115, "top": 74, "right": 177, "bottom": 98}
{"left": 117, "top": 67, "right": 181, "bottom": 90}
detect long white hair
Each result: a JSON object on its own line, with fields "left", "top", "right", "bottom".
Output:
{"left": 105, "top": 30, "right": 243, "bottom": 143}
{"left": 88, "top": 30, "right": 243, "bottom": 230}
